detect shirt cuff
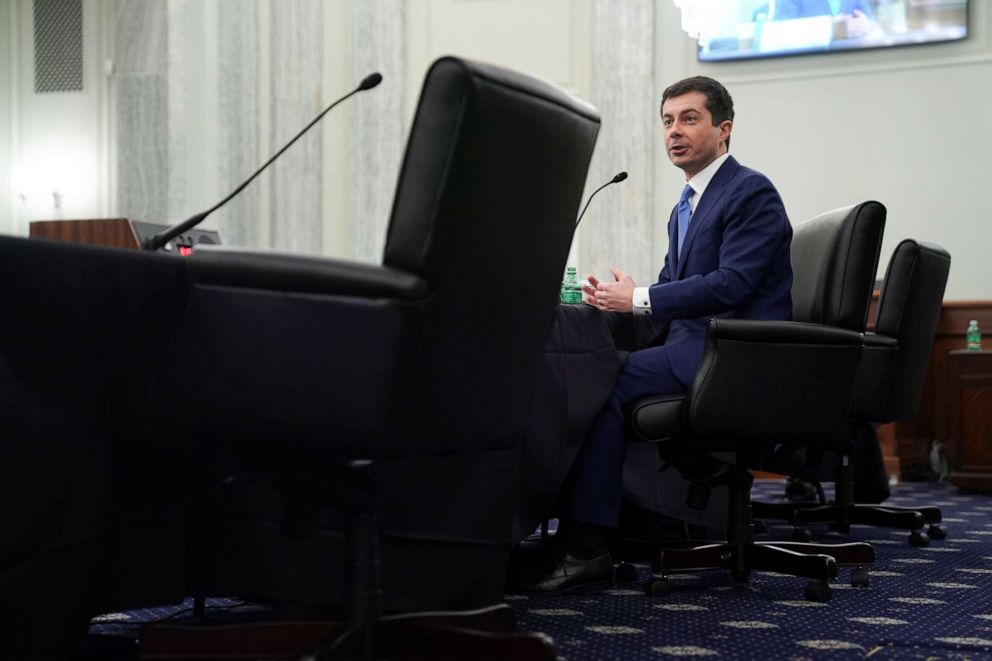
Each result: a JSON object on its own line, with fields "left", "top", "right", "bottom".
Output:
{"left": 632, "top": 286, "right": 652, "bottom": 315}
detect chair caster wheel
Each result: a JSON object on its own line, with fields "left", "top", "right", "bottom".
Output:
{"left": 909, "top": 530, "right": 930, "bottom": 547}
{"left": 645, "top": 577, "right": 670, "bottom": 597}
{"left": 615, "top": 562, "right": 639, "bottom": 583}
{"left": 804, "top": 580, "right": 832, "bottom": 603}
{"left": 928, "top": 524, "right": 947, "bottom": 540}
{"left": 753, "top": 520, "right": 768, "bottom": 534}
{"left": 851, "top": 566, "right": 869, "bottom": 588}
{"left": 731, "top": 569, "right": 751, "bottom": 584}
{"left": 792, "top": 527, "right": 812, "bottom": 543}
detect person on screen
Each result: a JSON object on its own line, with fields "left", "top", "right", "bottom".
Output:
{"left": 774, "top": 0, "right": 874, "bottom": 39}
{"left": 519, "top": 76, "right": 793, "bottom": 595}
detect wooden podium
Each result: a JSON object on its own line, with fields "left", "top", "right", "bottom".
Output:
{"left": 947, "top": 349, "right": 992, "bottom": 491}
{"left": 29, "top": 218, "right": 220, "bottom": 252}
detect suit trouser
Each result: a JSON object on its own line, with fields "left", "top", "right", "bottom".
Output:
{"left": 561, "top": 344, "right": 687, "bottom": 527}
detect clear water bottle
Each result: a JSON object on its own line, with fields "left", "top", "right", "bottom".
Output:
{"left": 967, "top": 320, "right": 982, "bottom": 351}
{"left": 560, "top": 266, "right": 582, "bottom": 304}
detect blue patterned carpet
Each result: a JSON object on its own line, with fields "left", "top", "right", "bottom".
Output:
{"left": 511, "top": 480, "right": 992, "bottom": 660}
{"left": 84, "top": 480, "right": 992, "bottom": 660}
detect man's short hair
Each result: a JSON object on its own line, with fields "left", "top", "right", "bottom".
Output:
{"left": 661, "top": 76, "right": 734, "bottom": 149}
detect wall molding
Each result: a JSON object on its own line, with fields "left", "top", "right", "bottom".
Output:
{"left": 711, "top": 51, "right": 992, "bottom": 87}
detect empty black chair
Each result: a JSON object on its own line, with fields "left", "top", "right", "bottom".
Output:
{"left": 146, "top": 56, "right": 601, "bottom": 659}
{"left": 623, "top": 201, "right": 886, "bottom": 602}
{"left": 754, "top": 240, "right": 951, "bottom": 546}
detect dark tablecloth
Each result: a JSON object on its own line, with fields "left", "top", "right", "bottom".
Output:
{"left": 530, "top": 305, "right": 730, "bottom": 535}
{"left": 511, "top": 303, "right": 627, "bottom": 541}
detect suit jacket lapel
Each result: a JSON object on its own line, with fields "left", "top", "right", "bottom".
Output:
{"left": 674, "top": 156, "right": 740, "bottom": 280}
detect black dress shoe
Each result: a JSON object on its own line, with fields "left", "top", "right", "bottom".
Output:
{"left": 519, "top": 552, "right": 614, "bottom": 595}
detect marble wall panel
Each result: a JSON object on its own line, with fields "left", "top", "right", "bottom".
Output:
{"left": 164, "top": 0, "right": 187, "bottom": 222}
{"left": 269, "top": 0, "right": 324, "bottom": 254}
{"left": 348, "top": 0, "right": 406, "bottom": 264}
{"left": 587, "top": 0, "right": 657, "bottom": 285}
{"left": 216, "top": 0, "right": 260, "bottom": 248}
{"left": 114, "top": 0, "right": 169, "bottom": 224}
{"left": 113, "top": 0, "right": 166, "bottom": 75}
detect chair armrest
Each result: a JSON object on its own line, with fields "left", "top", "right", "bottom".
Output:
{"left": 188, "top": 246, "right": 427, "bottom": 299}
{"left": 864, "top": 332, "right": 898, "bottom": 349}
{"left": 704, "top": 318, "right": 864, "bottom": 345}
{"left": 686, "top": 319, "right": 864, "bottom": 448}
{"left": 150, "top": 248, "right": 430, "bottom": 458}
{"left": 850, "top": 332, "right": 900, "bottom": 421}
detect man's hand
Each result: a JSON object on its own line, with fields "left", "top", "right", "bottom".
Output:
{"left": 583, "top": 266, "right": 636, "bottom": 313}
{"left": 843, "top": 9, "right": 872, "bottom": 38}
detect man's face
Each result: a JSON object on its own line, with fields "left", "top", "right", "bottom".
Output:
{"left": 661, "top": 91, "right": 731, "bottom": 179}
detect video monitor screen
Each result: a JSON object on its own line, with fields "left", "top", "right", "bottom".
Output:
{"left": 697, "top": 0, "right": 969, "bottom": 62}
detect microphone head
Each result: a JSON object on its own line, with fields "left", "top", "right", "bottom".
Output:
{"left": 613, "top": 171, "right": 628, "bottom": 183}
{"left": 359, "top": 72, "right": 383, "bottom": 91}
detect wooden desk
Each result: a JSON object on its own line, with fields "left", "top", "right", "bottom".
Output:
{"left": 947, "top": 350, "right": 992, "bottom": 491}
{"left": 29, "top": 217, "right": 221, "bottom": 252}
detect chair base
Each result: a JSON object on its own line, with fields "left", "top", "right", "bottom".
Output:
{"left": 753, "top": 429, "right": 946, "bottom": 547}
{"left": 645, "top": 540, "right": 873, "bottom": 603}
{"left": 753, "top": 492, "right": 945, "bottom": 547}
{"left": 289, "top": 469, "right": 556, "bottom": 661}
{"left": 643, "top": 466, "right": 875, "bottom": 602}
{"left": 307, "top": 604, "right": 556, "bottom": 661}
{"left": 655, "top": 539, "right": 874, "bottom": 577}
{"left": 138, "top": 604, "right": 557, "bottom": 661}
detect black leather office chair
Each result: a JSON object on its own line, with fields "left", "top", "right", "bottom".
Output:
{"left": 623, "top": 201, "right": 885, "bottom": 603}
{"left": 146, "top": 56, "right": 600, "bottom": 659}
{"left": 753, "top": 240, "right": 951, "bottom": 547}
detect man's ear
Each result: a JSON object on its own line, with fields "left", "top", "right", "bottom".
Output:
{"left": 719, "top": 120, "right": 733, "bottom": 146}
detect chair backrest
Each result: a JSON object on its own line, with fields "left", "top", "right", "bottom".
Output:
{"left": 852, "top": 240, "right": 950, "bottom": 422}
{"left": 683, "top": 201, "right": 886, "bottom": 447}
{"left": 383, "top": 57, "right": 601, "bottom": 451}
{"left": 790, "top": 201, "right": 886, "bottom": 331}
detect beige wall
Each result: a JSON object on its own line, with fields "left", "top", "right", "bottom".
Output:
{"left": 653, "top": 1, "right": 992, "bottom": 300}
{"left": 404, "top": 0, "right": 596, "bottom": 270}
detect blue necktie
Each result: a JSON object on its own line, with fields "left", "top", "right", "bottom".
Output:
{"left": 677, "top": 184, "right": 695, "bottom": 257}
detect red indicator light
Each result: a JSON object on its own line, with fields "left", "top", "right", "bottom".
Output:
{"left": 178, "top": 246, "right": 193, "bottom": 257}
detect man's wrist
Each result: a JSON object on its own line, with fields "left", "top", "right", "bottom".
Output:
{"left": 632, "top": 286, "right": 652, "bottom": 315}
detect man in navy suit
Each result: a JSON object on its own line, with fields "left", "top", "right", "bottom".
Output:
{"left": 523, "top": 76, "right": 793, "bottom": 594}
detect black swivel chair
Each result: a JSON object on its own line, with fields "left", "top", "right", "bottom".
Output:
{"left": 623, "top": 201, "right": 886, "bottom": 602}
{"left": 146, "top": 56, "right": 601, "bottom": 659}
{"left": 753, "top": 240, "right": 951, "bottom": 547}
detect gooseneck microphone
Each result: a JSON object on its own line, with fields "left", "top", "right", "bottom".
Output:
{"left": 142, "top": 72, "right": 384, "bottom": 252}
{"left": 574, "top": 171, "right": 628, "bottom": 229}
